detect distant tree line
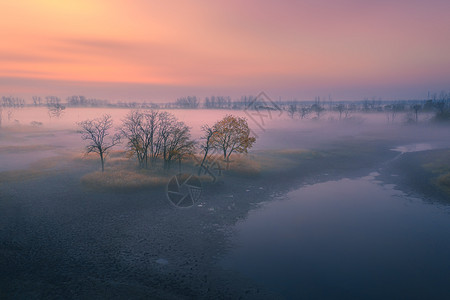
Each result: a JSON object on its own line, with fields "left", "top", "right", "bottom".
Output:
{"left": 280, "top": 93, "right": 450, "bottom": 123}
{"left": 176, "top": 96, "right": 199, "bottom": 109}
{"left": 66, "top": 95, "right": 110, "bottom": 107}
{"left": 2, "top": 91, "right": 450, "bottom": 124}
{"left": 29, "top": 95, "right": 110, "bottom": 107}
{"left": 2, "top": 96, "right": 25, "bottom": 107}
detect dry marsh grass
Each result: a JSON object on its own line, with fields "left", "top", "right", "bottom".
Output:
{"left": 225, "top": 156, "right": 262, "bottom": 177}
{"left": 0, "top": 147, "right": 318, "bottom": 189}
{"left": 437, "top": 173, "right": 450, "bottom": 188}
{"left": 422, "top": 150, "right": 450, "bottom": 175}
{"left": 241, "top": 149, "right": 319, "bottom": 174}
{"left": 420, "top": 150, "right": 450, "bottom": 196}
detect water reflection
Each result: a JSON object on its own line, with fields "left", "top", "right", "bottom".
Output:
{"left": 222, "top": 176, "right": 450, "bottom": 299}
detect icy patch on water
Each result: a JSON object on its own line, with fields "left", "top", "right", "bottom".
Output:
{"left": 391, "top": 143, "right": 435, "bottom": 153}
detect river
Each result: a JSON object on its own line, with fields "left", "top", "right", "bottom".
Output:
{"left": 222, "top": 172, "right": 450, "bottom": 299}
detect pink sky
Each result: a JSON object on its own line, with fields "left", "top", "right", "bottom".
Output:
{"left": 0, "top": 0, "right": 449, "bottom": 101}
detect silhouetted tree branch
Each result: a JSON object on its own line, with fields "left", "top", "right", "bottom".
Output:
{"left": 78, "top": 114, "right": 120, "bottom": 172}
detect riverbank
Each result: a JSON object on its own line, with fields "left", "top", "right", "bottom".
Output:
{"left": 378, "top": 148, "right": 450, "bottom": 203}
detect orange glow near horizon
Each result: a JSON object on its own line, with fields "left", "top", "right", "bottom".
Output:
{"left": 1, "top": 0, "right": 450, "bottom": 100}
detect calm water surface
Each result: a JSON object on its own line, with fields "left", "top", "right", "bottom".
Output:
{"left": 222, "top": 174, "right": 450, "bottom": 299}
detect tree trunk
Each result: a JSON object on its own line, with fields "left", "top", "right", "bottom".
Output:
{"left": 199, "top": 149, "right": 209, "bottom": 175}
{"left": 100, "top": 152, "right": 105, "bottom": 172}
{"left": 144, "top": 149, "right": 148, "bottom": 169}
{"left": 226, "top": 151, "right": 232, "bottom": 169}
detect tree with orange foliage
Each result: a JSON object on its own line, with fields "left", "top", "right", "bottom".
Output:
{"left": 211, "top": 115, "right": 256, "bottom": 163}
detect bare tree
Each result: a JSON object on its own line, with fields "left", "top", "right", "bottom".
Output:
{"left": 211, "top": 115, "right": 256, "bottom": 164}
{"left": 287, "top": 104, "right": 297, "bottom": 119}
{"left": 165, "top": 121, "right": 195, "bottom": 170}
{"left": 45, "top": 96, "right": 61, "bottom": 106}
{"left": 1, "top": 96, "right": 25, "bottom": 107}
{"left": 48, "top": 104, "right": 65, "bottom": 118}
{"left": 78, "top": 114, "right": 120, "bottom": 172}
{"left": 433, "top": 91, "right": 450, "bottom": 121}
{"left": 157, "top": 112, "right": 178, "bottom": 169}
{"left": 385, "top": 103, "right": 403, "bottom": 124}
{"left": 32, "top": 96, "right": 42, "bottom": 106}
{"left": 145, "top": 110, "right": 161, "bottom": 165}
{"left": 412, "top": 104, "right": 421, "bottom": 123}
{"left": 121, "top": 110, "right": 194, "bottom": 170}
{"left": 198, "top": 124, "right": 216, "bottom": 175}
{"left": 336, "top": 104, "right": 345, "bottom": 120}
{"left": 121, "top": 110, "right": 160, "bottom": 169}
{"left": 311, "top": 101, "right": 324, "bottom": 119}
{"left": 121, "top": 110, "right": 145, "bottom": 168}
{"left": 176, "top": 96, "right": 199, "bottom": 108}
{"left": 300, "top": 106, "right": 310, "bottom": 119}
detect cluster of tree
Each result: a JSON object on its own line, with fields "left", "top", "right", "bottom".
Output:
{"left": 232, "top": 95, "right": 259, "bottom": 110}
{"left": 381, "top": 93, "right": 450, "bottom": 123}
{"left": 175, "top": 96, "right": 199, "bottom": 109}
{"left": 174, "top": 95, "right": 271, "bottom": 110}
{"left": 120, "top": 110, "right": 195, "bottom": 170}
{"left": 384, "top": 103, "right": 406, "bottom": 123}
{"left": 32, "top": 96, "right": 42, "bottom": 106}
{"left": 29, "top": 95, "right": 109, "bottom": 107}
{"left": 2, "top": 96, "right": 25, "bottom": 107}
{"left": 45, "top": 96, "right": 61, "bottom": 106}
{"left": 284, "top": 100, "right": 330, "bottom": 120}
{"left": 334, "top": 104, "right": 357, "bottom": 120}
{"left": 281, "top": 92, "right": 450, "bottom": 123}
{"left": 204, "top": 96, "right": 232, "bottom": 109}
{"left": 115, "top": 101, "right": 156, "bottom": 109}
{"left": 66, "top": 95, "right": 109, "bottom": 107}
{"left": 78, "top": 112, "right": 256, "bottom": 173}
{"left": 40, "top": 96, "right": 66, "bottom": 118}
{"left": 429, "top": 92, "right": 450, "bottom": 121}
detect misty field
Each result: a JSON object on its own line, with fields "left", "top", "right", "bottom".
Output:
{"left": 1, "top": 106, "right": 450, "bottom": 299}
{"left": 3, "top": 0, "right": 450, "bottom": 298}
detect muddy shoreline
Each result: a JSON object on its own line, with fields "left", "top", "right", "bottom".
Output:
{"left": 377, "top": 149, "right": 450, "bottom": 204}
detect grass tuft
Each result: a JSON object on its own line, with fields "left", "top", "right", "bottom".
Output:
{"left": 437, "top": 173, "right": 450, "bottom": 190}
